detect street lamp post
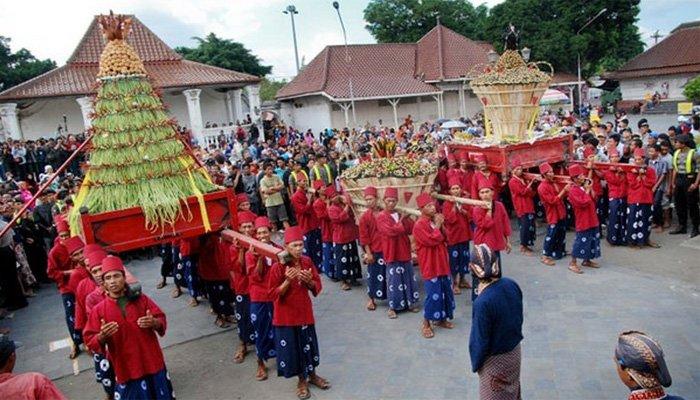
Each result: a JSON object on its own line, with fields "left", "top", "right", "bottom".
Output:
{"left": 283, "top": 5, "right": 300, "bottom": 74}
{"left": 576, "top": 8, "right": 607, "bottom": 115}
{"left": 332, "top": 1, "right": 356, "bottom": 127}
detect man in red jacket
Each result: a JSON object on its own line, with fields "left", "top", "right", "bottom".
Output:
{"left": 413, "top": 192, "right": 455, "bottom": 339}
{"left": 536, "top": 163, "right": 567, "bottom": 266}
{"left": 604, "top": 149, "right": 628, "bottom": 246}
{"left": 567, "top": 164, "right": 601, "bottom": 274}
{"left": 230, "top": 211, "right": 257, "bottom": 363}
{"left": 376, "top": 187, "right": 419, "bottom": 319}
{"left": 268, "top": 227, "right": 330, "bottom": 400}
{"left": 358, "top": 186, "right": 386, "bottom": 311}
{"left": 83, "top": 256, "right": 173, "bottom": 399}
{"left": 290, "top": 175, "right": 322, "bottom": 267}
{"left": 442, "top": 176, "right": 471, "bottom": 294}
{"left": 471, "top": 154, "right": 501, "bottom": 200}
{"left": 472, "top": 181, "right": 511, "bottom": 300}
{"left": 63, "top": 236, "right": 85, "bottom": 358}
{"left": 199, "top": 233, "right": 236, "bottom": 328}
{"left": 312, "top": 180, "right": 334, "bottom": 279}
{"left": 327, "top": 185, "right": 361, "bottom": 291}
{"left": 626, "top": 148, "right": 659, "bottom": 248}
{"left": 508, "top": 160, "right": 536, "bottom": 256}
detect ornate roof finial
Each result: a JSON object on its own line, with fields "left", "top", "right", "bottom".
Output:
{"left": 98, "top": 10, "right": 133, "bottom": 42}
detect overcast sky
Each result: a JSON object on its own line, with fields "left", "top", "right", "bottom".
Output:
{"left": 1, "top": 0, "right": 696, "bottom": 80}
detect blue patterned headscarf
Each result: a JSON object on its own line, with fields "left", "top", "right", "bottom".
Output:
{"left": 469, "top": 244, "right": 500, "bottom": 279}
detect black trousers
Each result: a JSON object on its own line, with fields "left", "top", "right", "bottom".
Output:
{"left": 0, "top": 246, "right": 28, "bottom": 310}
{"left": 674, "top": 174, "right": 700, "bottom": 229}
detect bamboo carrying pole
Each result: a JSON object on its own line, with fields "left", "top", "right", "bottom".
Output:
{"left": 570, "top": 160, "right": 639, "bottom": 173}
{"left": 523, "top": 172, "right": 571, "bottom": 184}
{"left": 347, "top": 197, "right": 422, "bottom": 217}
{"left": 431, "top": 193, "right": 491, "bottom": 209}
{"left": 0, "top": 135, "right": 94, "bottom": 240}
{"left": 221, "top": 229, "right": 291, "bottom": 263}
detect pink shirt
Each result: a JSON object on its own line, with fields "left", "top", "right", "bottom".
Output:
{"left": 0, "top": 372, "right": 67, "bottom": 400}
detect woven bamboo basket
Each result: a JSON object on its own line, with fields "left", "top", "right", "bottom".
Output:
{"left": 471, "top": 81, "right": 549, "bottom": 142}
{"left": 340, "top": 173, "right": 437, "bottom": 222}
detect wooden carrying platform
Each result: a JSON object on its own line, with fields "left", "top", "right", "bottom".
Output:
{"left": 80, "top": 189, "right": 237, "bottom": 252}
{"left": 449, "top": 134, "right": 573, "bottom": 173}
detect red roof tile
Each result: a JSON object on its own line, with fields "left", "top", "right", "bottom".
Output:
{"left": 608, "top": 21, "right": 700, "bottom": 80}
{"left": 277, "top": 24, "right": 492, "bottom": 100}
{"left": 0, "top": 15, "right": 258, "bottom": 101}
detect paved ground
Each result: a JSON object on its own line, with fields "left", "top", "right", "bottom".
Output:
{"left": 4, "top": 225, "right": 699, "bottom": 400}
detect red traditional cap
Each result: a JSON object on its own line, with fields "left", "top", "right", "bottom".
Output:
{"left": 312, "top": 180, "right": 324, "bottom": 190}
{"left": 448, "top": 176, "right": 461, "bottom": 188}
{"left": 539, "top": 162, "right": 553, "bottom": 174}
{"left": 583, "top": 147, "right": 595, "bottom": 159}
{"left": 459, "top": 152, "right": 469, "bottom": 161}
{"left": 284, "top": 226, "right": 304, "bottom": 244}
{"left": 254, "top": 216, "right": 271, "bottom": 229}
{"left": 236, "top": 193, "right": 249, "bottom": 204}
{"left": 511, "top": 158, "right": 522, "bottom": 168}
{"left": 83, "top": 244, "right": 102, "bottom": 256}
{"left": 56, "top": 220, "right": 70, "bottom": 233}
{"left": 87, "top": 249, "right": 108, "bottom": 269}
{"left": 633, "top": 147, "right": 646, "bottom": 158}
{"left": 64, "top": 236, "right": 85, "bottom": 254}
{"left": 363, "top": 186, "right": 377, "bottom": 197}
{"left": 296, "top": 173, "right": 308, "bottom": 182}
{"left": 324, "top": 185, "right": 338, "bottom": 198}
{"left": 101, "top": 255, "right": 125, "bottom": 276}
{"left": 472, "top": 153, "right": 486, "bottom": 163}
{"left": 384, "top": 187, "right": 398, "bottom": 199}
{"left": 568, "top": 164, "right": 586, "bottom": 178}
{"left": 447, "top": 154, "right": 456, "bottom": 163}
{"left": 416, "top": 192, "right": 434, "bottom": 209}
{"left": 238, "top": 210, "right": 257, "bottom": 225}
{"left": 478, "top": 180, "right": 494, "bottom": 191}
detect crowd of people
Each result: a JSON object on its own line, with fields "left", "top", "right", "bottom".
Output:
{"left": 0, "top": 108, "right": 696, "bottom": 399}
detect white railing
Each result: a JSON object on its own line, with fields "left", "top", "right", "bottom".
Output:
{"left": 199, "top": 124, "right": 252, "bottom": 149}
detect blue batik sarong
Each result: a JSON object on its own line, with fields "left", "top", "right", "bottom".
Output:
{"left": 234, "top": 294, "right": 256, "bottom": 345}
{"left": 113, "top": 368, "right": 174, "bottom": 400}
{"left": 303, "top": 228, "right": 323, "bottom": 269}
{"left": 321, "top": 242, "right": 335, "bottom": 279}
{"left": 366, "top": 252, "right": 387, "bottom": 300}
{"left": 93, "top": 352, "right": 115, "bottom": 397}
{"left": 518, "top": 213, "right": 536, "bottom": 247}
{"left": 448, "top": 241, "right": 470, "bottom": 276}
{"left": 607, "top": 198, "right": 627, "bottom": 245}
{"left": 61, "top": 293, "right": 83, "bottom": 345}
{"left": 572, "top": 227, "right": 601, "bottom": 260}
{"left": 174, "top": 254, "right": 202, "bottom": 298}
{"left": 332, "top": 240, "right": 361, "bottom": 282}
{"left": 542, "top": 219, "right": 566, "bottom": 259}
{"left": 387, "top": 261, "right": 419, "bottom": 311}
{"left": 626, "top": 203, "right": 652, "bottom": 246}
{"left": 250, "top": 301, "right": 276, "bottom": 361}
{"left": 274, "top": 325, "right": 320, "bottom": 379}
{"left": 423, "top": 276, "right": 455, "bottom": 322}
{"left": 204, "top": 280, "right": 234, "bottom": 317}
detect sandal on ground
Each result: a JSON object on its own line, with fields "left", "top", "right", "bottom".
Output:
{"left": 255, "top": 366, "right": 268, "bottom": 381}
{"left": 68, "top": 344, "right": 81, "bottom": 360}
{"left": 156, "top": 280, "right": 167, "bottom": 289}
{"left": 188, "top": 298, "right": 199, "bottom": 307}
{"left": 453, "top": 286, "right": 462, "bottom": 295}
{"left": 540, "top": 257, "right": 556, "bottom": 266}
{"left": 296, "top": 382, "right": 311, "bottom": 399}
{"left": 170, "top": 288, "right": 181, "bottom": 298}
{"left": 568, "top": 263, "right": 583, "bottom": 274}
{"left": 421, "top": 325, "right": 435, "bottom": 339}
{"left": 582, "top": 260, "right": 600, "bottom": 268}
{"left": 520, "top": 247, "right": 534, "bottom": 256}
{"left": 340, "top": 282, "right": 351, "bottom": 291}
{"left": 387, "top": 309, "right": 397, "bottom": 319}
{"left": 366, "top": 300, "right": 376, "bottom": 311}
{"left": 437, "top": 320, "right": 454, "bottom": 329}
{"left": 408, "top": 307, "right": 420, "bottom": 313}
{"left": 645, "top": 241, "right": 661, "bottom": 248}
{"left": 309, "top": 374, "right": 331, "bottom": 390}
{"left": 233, "top": 347, "right": 247, "bottom": 364}
{"left": 215, "top": 317, "right": 230, "bottom": 328}
{"left": 460, "top": 281, "right": 472, "bottom": 289}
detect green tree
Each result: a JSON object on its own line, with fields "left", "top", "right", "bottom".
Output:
{"left": 260, "top": 78, "right": 287, "bottom": 102}
{"left": 683, "top": 75, "right": 700, "bottom": 102}
{"left": 483, "top": 0, "right": 644, "bottom": 76}
{"left": 364, "top": 0, "right": 489, "bottom": 43}
{"left": 175, "top": 33, "right": 272, "bottom": 77}
{"left": 0, "top": 36, "right": 56, "bottom": 91}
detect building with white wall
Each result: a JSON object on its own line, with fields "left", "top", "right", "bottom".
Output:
{"left": 0, "top": 15, "right": 261, "bottom": 144}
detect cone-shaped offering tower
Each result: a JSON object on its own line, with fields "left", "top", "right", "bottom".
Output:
{"left": 70, "top": 12, "right": 217, "bottom": 232}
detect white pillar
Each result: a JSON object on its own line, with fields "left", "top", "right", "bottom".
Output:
{"left": 245, "top": 84, "right": 261, "bottom": 121}
{"left": 388, "top": 98, "right": 400, "bottom": 129}
{"left": 76, "top": 96, "right": 94, "bottom": 130}
{"left": 338, "top": 102, "right": 351, "bottom": 127}
{"left": 0, "top": 103, "right": 23, "bottom": 140}
{"left": 183, "top": 89, "right": 204, "bottom": 145}
{"left": 231, "top": 89, "right": 243, "bottom": 123}
{"left": 224, "top": 90, "right": 234, "bottom": 124}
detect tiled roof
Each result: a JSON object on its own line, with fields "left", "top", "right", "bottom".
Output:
{"left": 277, "top": 24, "right": 492, "bottom": 100}
{"left": 607, "top": 21, "right": 700, "bottom": 80}
{"left": 550, "top": 72, "right": 582, "bottom": 85}
{"left": 0, "top": 15, "right": 259, "bottom": 101}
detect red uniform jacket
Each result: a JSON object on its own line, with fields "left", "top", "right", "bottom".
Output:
{"left": 508, "top": 176, "right": 536, "bottom": 217}
{"left": 291, "top": 189, "right": 320, "bottom": 233}
{"left": 246, "top": 246, "right": 277, "bottom": 302}
{"left": 67, "top": 267, "right": 90, "bottom": 296}
{"left": 537, "top": 180, "right": 567, "bottom": 224}
{"left": 471, "top": 171, "right": 501, "bottom": 200}
{"left": 85, "top": 286, "right": 106, "bottom": 315}
{"left": 436, "top": 167, "right": 449, "bottom": 194}
{"left": 442, "top": 201, "right": 471, "bottom": 245}
{"left": 604, "top": 170, "right": 628, "bottom": 200}
{"left": 626, "top": 168, "right": 656, "bottom": 205}
{"left": 472, "top": 201, "right": 511, "bottom": 251}
{"left": 268, "top": 256, "right": 322, "bottom": 326}
{"left": 83, "top": 294, "right": 167, "bottom": 384}
{"left": 412, "top": 216, "right": 451, "bottom": 280}
{"left": 229, "top": 244, "right": 248, "bottom": 295}
{"left": 197, "top": 237, "right": 230, "bottom": 281}
{"left": 358, "top": 209, "right": 383, "bottom": 253}
{"left": 327, "top": 203, "right": 358, "bottom": 244}
{"left": 177, "top": 237, "right": 200, "bottom": 257}
{"left": 75, "top": 277, "right": 97, "bottom": 331}
{"left": 47, "top": 243, "right": 72, "bottom": 294}
{"left": 312, "top": 199, "right": 333, "bottom": 243}
{"left": 567, "top": 185, "right": 599, "bottom": 232}
{"left": 376, "top": 210, "right": 414, "bottom": 263}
